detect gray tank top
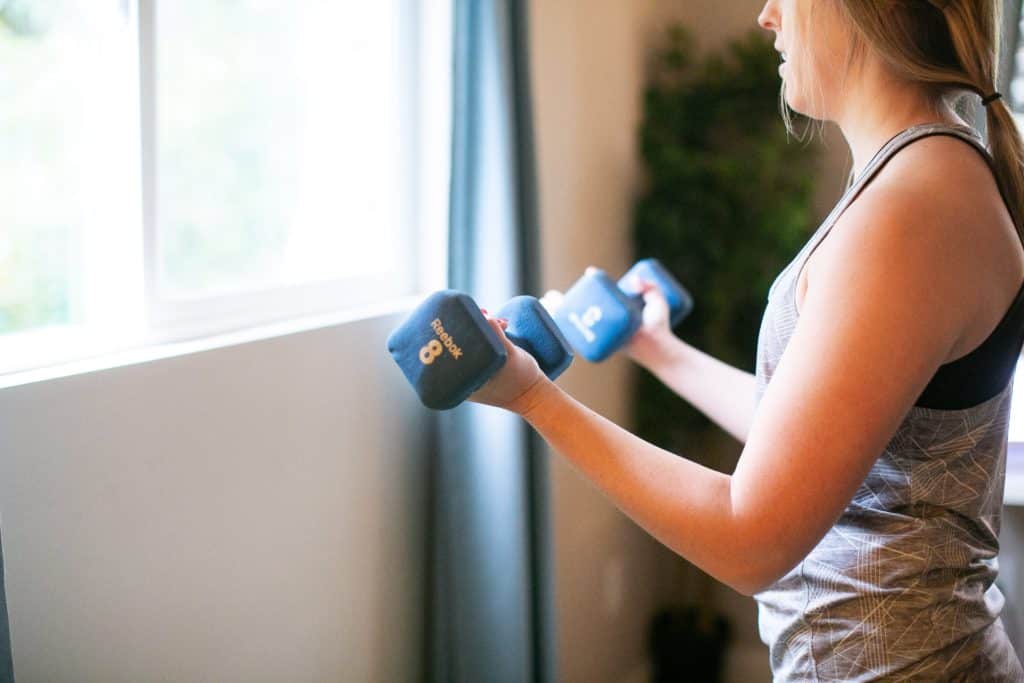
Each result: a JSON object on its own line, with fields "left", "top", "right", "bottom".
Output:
{"left": 753, "top": 122, "right": 1024, "bottom": 681}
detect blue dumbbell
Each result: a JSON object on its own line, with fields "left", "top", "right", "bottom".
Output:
{"left": 546, "top": 258, "right": 693, "bottom": 362}
{"left": 386, "top": 291, "right": 574, "bottom": 410}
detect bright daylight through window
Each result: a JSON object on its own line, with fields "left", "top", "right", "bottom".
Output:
{"left": 0, "top": 0, "right": 449, "bottom": 377}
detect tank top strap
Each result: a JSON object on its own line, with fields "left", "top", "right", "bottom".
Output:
{"left": 808, "top": 122, "right": 988, "bottom": 262}
{"left": 768, "top": 123, "right": 984, "bottom": 300}
{"left": 765, "top": 123, "right": 991, "bottom": 304}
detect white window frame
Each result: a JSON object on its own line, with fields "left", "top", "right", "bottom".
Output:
{"left": 0, "top": 0, "right": 450, "bottom": 381}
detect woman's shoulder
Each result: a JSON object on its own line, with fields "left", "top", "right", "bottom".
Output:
{"left": 815, "top": 131, "right": 1024, "bottom": 361}
{"left": 830, "top": 138, "right": 998, "bottom": 259}
{"left": 886, "top": 128, "right": 998, "bottom": 192}
{"left": 850, "top": 131, "right": 1018, "bottom": 271}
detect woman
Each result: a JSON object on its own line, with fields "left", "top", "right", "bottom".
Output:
{"left": 473, "top": 0, "right": 1024, "bottom": 679}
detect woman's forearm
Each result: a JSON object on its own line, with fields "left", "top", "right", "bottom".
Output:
{"left": 510, "top": 379, "right": 769, "bottom": 595}
{"left": 639, "top": 335, "right": 759, "bottom": 443}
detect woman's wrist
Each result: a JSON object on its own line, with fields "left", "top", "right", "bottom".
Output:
{"left": 507, "top": 375, "right": 560, "bottom": 420}
{"left": 633, "top": 329, "right": 687, "bottom": 374}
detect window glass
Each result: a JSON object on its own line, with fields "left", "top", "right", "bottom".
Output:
{"left": 0, "top": 0, "right": 447, "bottom": 378}
{"left": 0, "top": 1, "right": 136, "bottom": 334}
{"left": 156, "top": 1, "right": 404, "bottom": 296}
{"left": 1012, "top": 2, "right": 1024, "bottom": 110}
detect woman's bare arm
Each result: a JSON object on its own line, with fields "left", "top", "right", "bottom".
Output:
{"left": 628, "top": 333, "right": 759, "bottom": 443}
{"left": 476, "top": 185, "right": 976, "bottom": 595}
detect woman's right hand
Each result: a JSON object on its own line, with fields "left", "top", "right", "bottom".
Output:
{"left": 468, "top": 313, "right": 551, "bottom": 415}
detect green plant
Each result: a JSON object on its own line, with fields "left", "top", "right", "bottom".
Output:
{"left": 632, "top": 26, "right": 819, "bottom": 449}
{"left": 1, "top": 0, "right": 61, "bottom": 36}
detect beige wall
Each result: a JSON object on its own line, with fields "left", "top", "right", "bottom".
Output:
{"left": 528, "top": 1, "right": 845, "bottom": 681}
{"left": 0, "top": 314, "right": 430, "bottom": 682}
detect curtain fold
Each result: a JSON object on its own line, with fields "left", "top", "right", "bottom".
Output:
{"left": 999, "top": 0, "right": 1021, "bottom": 98}
{"left": 428, "top": 0, "right": 553, "bottom": 681}
{"left": 0, "top": 530, "right": 13, "bottom": 682}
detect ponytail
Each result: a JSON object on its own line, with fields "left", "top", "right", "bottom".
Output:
{"left": 939, "top": 0, "right": 1024, "bottom": 238}
{"left": 982, "top": 94, "right": 1024, "bottom": 238}
{"left": 831, "top": 0, "right": 1024, "bottom": 240}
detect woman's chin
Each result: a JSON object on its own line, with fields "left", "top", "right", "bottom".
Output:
{"left": 783, "top": 89, "right": 811, "bottom": 117}
{"left": 782, "top": 80, "right": 829, "bottom": 120}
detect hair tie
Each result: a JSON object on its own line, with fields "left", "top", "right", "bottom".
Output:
{"left": 981, "top": 91, "right": 1003, "bottom": 106}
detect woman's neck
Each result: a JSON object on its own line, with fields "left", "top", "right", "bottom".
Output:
{"left": 832, "top": 71, "right": 964, "bottom": 178}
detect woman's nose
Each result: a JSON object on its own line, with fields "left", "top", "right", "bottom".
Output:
{"left": 757, "top": 0, "right": 780, "bottom": 32}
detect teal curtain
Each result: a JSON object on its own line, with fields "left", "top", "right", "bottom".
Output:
{"left": 428, "top": 0, "right": 554, "bottom": 681}
{"left": 999, "top": 0, "right": 1021, "bottom": 100}
{"left": 0, "top": 531, "right": 12, "bottom": 682}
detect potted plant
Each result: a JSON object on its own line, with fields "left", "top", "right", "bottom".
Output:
{"left": 634, "top": 26, "right": 820, "bottom": 682}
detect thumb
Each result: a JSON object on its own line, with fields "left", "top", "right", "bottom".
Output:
{"left": 483, "top": 316, "right": 514, "bottom": 349}
{"left": 639, "top": 284, "right": 669, "bottom": 326}
{"left": 636, "top": 278, "right": 667, "bottom": 307}
{"left": 642, "top": 286, "right": 668, "bottom": 308}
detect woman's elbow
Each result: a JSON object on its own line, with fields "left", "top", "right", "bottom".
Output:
{"left": 721, "top": 535, "right": 803, "bottom": 597}
{"left": 723, "top": 567, "right": 774, "bottom": 597}
{"left": 728, "top": 567, "right": 785, "bottom": 597}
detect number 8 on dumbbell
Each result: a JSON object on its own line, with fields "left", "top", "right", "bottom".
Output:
{"left": 419, "top": 340, "right": 444, "bottom": 365}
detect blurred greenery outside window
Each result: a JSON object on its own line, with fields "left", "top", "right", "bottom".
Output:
{"left": 1000, "top": 0, "right": 1024, "bottom": 441}
{"left": 0, "top": 0, "right": 448, "bottom": 374}
{"left": 1009, "top": 1, "right": 1024, "bottom": 111}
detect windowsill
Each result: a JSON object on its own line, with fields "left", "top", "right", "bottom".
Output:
{"left": 0, "top": 295, "right": 422, "bottom": 391}
{"left": 1007, "top": 442, "right": 1024, "bottom": 506}
{"left": 8, "top": 298, "right": 1024, "bottom": 506}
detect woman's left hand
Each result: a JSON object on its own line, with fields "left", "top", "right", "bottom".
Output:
{"left": 624, "top": 277, "right": 675, "bottom": 369}
{"left": 468, "top": 312, "right": 550, "bottom": 414}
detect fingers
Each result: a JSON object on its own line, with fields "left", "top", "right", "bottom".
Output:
{"left": 628, "top": 276, "right": 665, "bottom": 303}
{"left": 481, "top": 308, "right": 509, "bottom": 331}
{"left": 642, "top": 287, "right": 667, "bottom": 307}
{"left": 482, "top": 316, "right": 520, "bottom": 359}
{"left": 631, "top": 276, "right": 663, "bottom": 295}
{"left": 481, "top": 311, "right": 509, "bottom": 329}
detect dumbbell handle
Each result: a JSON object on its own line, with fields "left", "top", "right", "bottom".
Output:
{"left": 495, "top": 295, "right": 574, "bottom": 380}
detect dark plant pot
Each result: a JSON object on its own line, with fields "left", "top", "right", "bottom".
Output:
{"left": 649, "top": 605, "right": 732, "bottom": 683}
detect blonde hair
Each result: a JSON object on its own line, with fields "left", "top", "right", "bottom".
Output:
{"left": 786, "top": 0, "right": 1024, "bottom": 238}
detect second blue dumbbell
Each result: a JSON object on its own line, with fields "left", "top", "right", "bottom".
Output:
{"left": 546, "top": 258, "right": 693, "bottom": 363}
